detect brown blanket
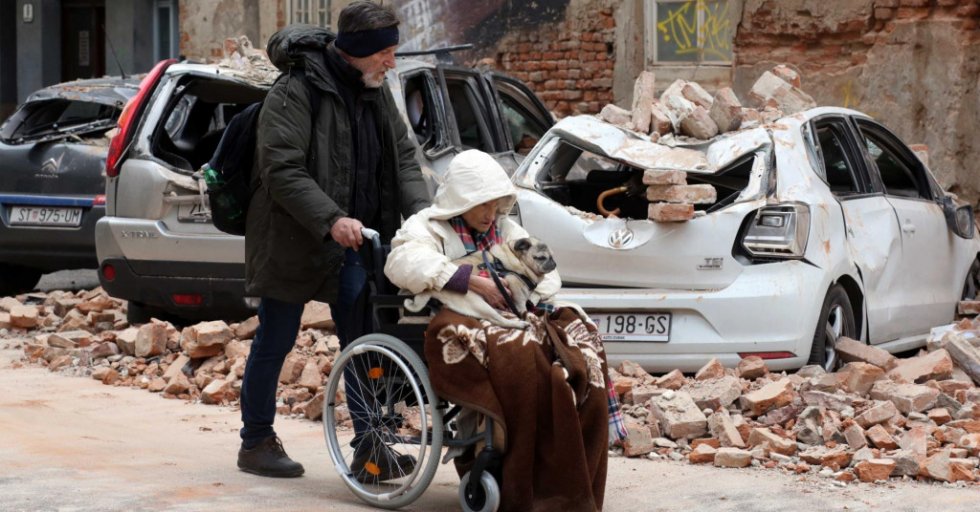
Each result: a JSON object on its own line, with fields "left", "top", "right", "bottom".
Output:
{"left": 425, "top": 307, "right": 608, "bottom": 512}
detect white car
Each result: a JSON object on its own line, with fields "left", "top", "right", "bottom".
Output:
{"left": 511, "top": 109, "right": 980, "bottom": 372}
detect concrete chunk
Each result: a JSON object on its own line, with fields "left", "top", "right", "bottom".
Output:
{"left": 9, "top": 305, "right": 38, "bottom": 329}
{"left": 679, "top": 106, "right": 719, "bottom": 140}
{"left": 713, "top": 447, "right": 752, "bottom": 468}
{"left": 180, "top": 321, "right": 233, "bottom": 359}
{"left": 736, "top": 356, "right": 767, "bottom": 380}
{"left": 655, "top": 369, "right": 685, "bottom": 390}
{"left": 650, "top": 100, "right": 673, "bottom": 135}
{"left": 748, "top": 71, "right": 816, "bottom": 115}
{"left": 837, "top": 362, "right": 885, "bottom": 395}
{"left": 854, "top": 459, "right": 897, "bottom": 482}
{"left": 135, "top": 321, "right": 168, "bottom": 358}
{"left": 888, "top": 348, "right": 954, "bottom": 384}
{"left": 648, "top": 203, "right": 695, "bottom": 222}
{"left": 629, "top": 71, "right": 657, "bottom": 134}
{"left": 694, "top": 357, "right": 725, "bottom": 381}
{"left": 771, "top": 64, "right": 802, "bottom": 89}
{"left": 646, "top": 184, "right": 717, "bottom": 204}
{"left": 623, "top": 421, "right": 655, "bottom": 457}
{"left": 740, "top": 378, "right": 795, "bottom": 417}
{"left": 855, "top": 400, "right": 899, "bottom": 428}
{"left": 843, "top": 422, "right": 867, "bottom": 449}
{"left": 869, "top": 380, "right": 939, "bottom": 414}
{"left": 642, "top": 169, "right": 687, "bottom": 186}
{"left": 866, "top": 424, "right": 899, "bottom": 449}
{"left": 747, "top": 427, "right": 796, "bottom": 456}
{"left": 835, "top": 336, "right": 897, "bottom": 370}
{"left": 598, "top": 104, "right": 632, "bottom": 128}
{"left": 946, "top": 333, "right": 980, "bottom": 386}
{"left": 688, "top": 443, "right": 717, "bottom": 464}
{"left": 919, "top": 451, "right": 975, "bottom": 482}
{"left": 683, "top": 375, "right": 742, "bottom": 411}
{"left": 708, "top": 87, "right": 742, "bottom": 133}
{"left": 708, "top": 409, "right": 745, "bottom": 448}
{"left": 649, "top": 391, "right": 708, "bottom": 439}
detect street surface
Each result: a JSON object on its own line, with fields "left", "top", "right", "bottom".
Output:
{"left": 1, "top": 345, "right": 978, "bottom": 512}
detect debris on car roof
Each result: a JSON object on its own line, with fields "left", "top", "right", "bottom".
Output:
{"left": 214, "top": 36, "right": 281, "bottom": 87}
{"left": 589, "top": 64, "right": 817, "bottom": 223}
{"left": 26, "top": 76, "right": 140, "bottom": 108}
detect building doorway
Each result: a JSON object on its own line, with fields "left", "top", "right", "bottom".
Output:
{"left": 62, "top": 0, "right": 106, "bottom": 81}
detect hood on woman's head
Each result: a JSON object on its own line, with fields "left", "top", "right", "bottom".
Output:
{"left": 428, "top": 150, "right": 517, "bottom": 220}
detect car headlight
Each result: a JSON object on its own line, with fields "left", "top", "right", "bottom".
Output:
{"left": 741, "top": 203, "right": 810, "bottom": 259}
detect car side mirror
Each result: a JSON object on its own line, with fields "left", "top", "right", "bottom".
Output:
{"left": 943, "top": 195, "right": 975, "bottom": 239}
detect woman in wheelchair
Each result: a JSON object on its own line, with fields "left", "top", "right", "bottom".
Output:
{"left": 383, "top": 150, "right": 611, "bottom": 512}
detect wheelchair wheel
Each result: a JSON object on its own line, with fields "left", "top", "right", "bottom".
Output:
{"left": 323, "top": 334, "right": 443, "bottom": 509}
{"left": 459, "top": 470, "right": 501, "bottom": 512}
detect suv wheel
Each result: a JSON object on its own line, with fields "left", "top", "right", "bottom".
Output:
{"left": 0, "top": 263, "right": 42, "bottom": 297}
{"left": 126, "top": 301, "right": 161, "bottom": 325}
{"left": 808, "top": 284, "right": 856, "bottom": 371}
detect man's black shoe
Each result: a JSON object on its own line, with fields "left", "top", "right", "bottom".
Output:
{"left": 350, "top": 440, "right": 417, "bottom": 483}
{"left": 238, "top": 436, "right": 305, "bottom": 478}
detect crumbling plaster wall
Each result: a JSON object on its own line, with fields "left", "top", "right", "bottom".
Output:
{"left": 733, "top": 0, "right": 980, "bottom": 202}
{"left": 179, "top": 0, "right": 263, "bottom": 61}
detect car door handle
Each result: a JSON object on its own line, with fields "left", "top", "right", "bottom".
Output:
{"left": 901, "top": 221, "right": 916, "bottom": 235}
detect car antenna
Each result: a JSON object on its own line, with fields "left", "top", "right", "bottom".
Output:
{"left": 103, "top": 25, "right": 127, "bottom": 79}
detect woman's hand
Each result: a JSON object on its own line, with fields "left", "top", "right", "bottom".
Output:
{"left": 469, "top": 275, "right": 510, "bottom": 310}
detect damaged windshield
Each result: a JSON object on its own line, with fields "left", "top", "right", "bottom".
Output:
{"left": 0, "top": 99, "right": 121, "bottom": 144}
{"left": 535, "top": 139, "right": 762, "bottom": 220}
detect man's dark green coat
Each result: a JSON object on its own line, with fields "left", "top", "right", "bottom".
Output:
{"left": 245, "top": 25, "right": 430, "bottom": 304}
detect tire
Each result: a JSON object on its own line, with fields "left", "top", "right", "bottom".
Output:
{"left": 322, "top": 334, "right": 443, "bottom": 509}
{"left": 126, "top": 301, "right": 154, "bottom": 325}
{"left": 808, "top": 284, "right": 856, "bottom": 371}
{"left": 459, "top": 470, "right": 501, "bottom": 512}
{"left": 0, "top": 263, "right": 42, "bottom": 297}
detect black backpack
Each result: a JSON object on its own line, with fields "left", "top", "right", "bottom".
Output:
{"left": 205, "top": 73, "right": 320, "bottom": 236}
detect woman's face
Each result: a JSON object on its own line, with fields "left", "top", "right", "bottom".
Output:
{"left": 462, "top": 199, "right": 500, "bottom": 233}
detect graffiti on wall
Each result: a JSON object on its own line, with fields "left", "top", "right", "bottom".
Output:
{"left": 655, "top": 0, "right": 733, "bottom": 62}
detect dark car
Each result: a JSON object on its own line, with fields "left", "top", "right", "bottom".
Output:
{"left": 0, "top": 77, "right": 139, "bottom": 295}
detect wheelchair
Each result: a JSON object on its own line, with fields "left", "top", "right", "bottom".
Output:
{"left": 322, "top": 228, "right": 502, "bottom": 511}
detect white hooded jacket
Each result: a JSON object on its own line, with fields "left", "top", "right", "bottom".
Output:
{"left": 384, "top": 150, "right": 561, "bottom": 304}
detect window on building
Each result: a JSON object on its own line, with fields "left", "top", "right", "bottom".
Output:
{"left": 154, "top": 0, "right": 180, "bottom": 61}
{"left": 289, "top": 0, "right": 331, "bottom": 27}
{"left": 646, "top": 0, "right": 735, "bottom": 65}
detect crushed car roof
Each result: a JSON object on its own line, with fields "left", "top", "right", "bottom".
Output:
{"left": 27, "top": 77, "right": 140, "bottom": 107}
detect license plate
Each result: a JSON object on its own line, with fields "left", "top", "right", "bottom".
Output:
{"left": 590, "top": 313, "right": 671, "bottom": 342}
{"left": 177, "top": 202, "right": 211, "bottom": 222}
{"left": 9, "top": 206, "right": 82, "bottom": 227}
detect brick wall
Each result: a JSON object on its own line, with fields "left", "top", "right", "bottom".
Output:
{"left": 487, "top": 5, "right": 617, "bottom": 117}
{"left": 733, "top": 0, "right": 980, "bottom": 201}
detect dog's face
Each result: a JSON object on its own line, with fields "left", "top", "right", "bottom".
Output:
{"left": 510, "top": 237, "right": 557, "bottom": 275}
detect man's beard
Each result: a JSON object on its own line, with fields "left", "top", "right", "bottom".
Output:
{"left": 362, "top": 73, "right": 385, "bottom": 89}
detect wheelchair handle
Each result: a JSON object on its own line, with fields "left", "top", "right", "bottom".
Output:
{"left": 360, "top": 227, "right": 386, "bottom": 291}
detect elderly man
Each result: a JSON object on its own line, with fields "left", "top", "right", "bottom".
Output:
{"left": 237, "top": 1, "right": 429, "bottom": 478}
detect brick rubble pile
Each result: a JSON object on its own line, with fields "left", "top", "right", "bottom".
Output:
{"left": 610, "top": 319, "right": 980, "bottom": 486}
{"left": 4, "top": 289, "right": 980, "bottom": 486}
{"left": 596, "top": 65, "right": 815, "bottom": 223}
{"left": 0, "top": 289, "right": 352, "bottom": 427}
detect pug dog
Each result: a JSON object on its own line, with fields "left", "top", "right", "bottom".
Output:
{"left": 404, "top": 237, "right": 557, "bottom": 329}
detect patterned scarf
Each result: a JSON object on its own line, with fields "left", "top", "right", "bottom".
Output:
{"left": 450, "top": 216, "right": 502, "bottom": 253}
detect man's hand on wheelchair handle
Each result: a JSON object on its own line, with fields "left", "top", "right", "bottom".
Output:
{"left": 330, "top": 217, "right": 364, "bottom": 250}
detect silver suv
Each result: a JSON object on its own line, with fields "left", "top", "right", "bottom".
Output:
{"left": 96, "top": 55, "right": 552, "bottom": 323}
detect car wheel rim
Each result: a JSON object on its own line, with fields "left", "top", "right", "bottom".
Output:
{"left": 823, "top": 304, "right": 844, "bottom": 371}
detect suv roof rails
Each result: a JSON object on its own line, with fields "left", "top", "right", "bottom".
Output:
{"left": 396, "top": 44, "right": 473, "bottom": 65}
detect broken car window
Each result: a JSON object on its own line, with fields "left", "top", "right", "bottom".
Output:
{"left": 814, "top": 123, "right": 860, "bottom": 196}
{"left": 858, "top": 127, "right": 927, "bottom": 200}
{"left": 445, "top": 78, "right": 493, "bottom": 153}
{"left": 0, "top": 99, "right": 119, "bottom": 143}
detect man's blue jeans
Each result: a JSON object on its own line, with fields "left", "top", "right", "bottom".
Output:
{"left": 239, "top": 248, "right": 370, "bottom": 446}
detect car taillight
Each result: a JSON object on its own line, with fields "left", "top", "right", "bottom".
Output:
{"left": 106, "top": 58, "right": 177, "bottom": 178}
{"left": 93, "top": 194, "right": 106, "bottom": 206}
{"left": 172, "top": 293, "right": 204, "bottom": 306}
{"left": 740, "top": 203, "right": 810, "bottom": 259}
{"left": 101, "top": 263, "right": 116, "bottom": 282}
{"left": 738, "top": 351, "right": 796, "bottom": 360}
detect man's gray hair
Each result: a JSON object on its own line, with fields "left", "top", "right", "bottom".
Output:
{"left": 338, "top": 1, "right": 400, "bottom": 33}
